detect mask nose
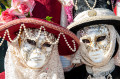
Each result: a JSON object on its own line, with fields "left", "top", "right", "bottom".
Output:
{"left": 33, "top": 48, "right": 42, "bottom": 54}
{"left": 91, "top": 41, "right": 98, "bottom": 50}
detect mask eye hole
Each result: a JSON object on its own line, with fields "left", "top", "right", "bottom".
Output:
{"left": 96, "top": 36, "right": 106, "bottom": 42}
{"left": 43, "top": 42, "right": 51, "bottom": 47}
{"left": 27, "top": 39, "right": 36, "bottom": 46}
{"left": 82, "top": 39, "right": 90, "bottom": 43}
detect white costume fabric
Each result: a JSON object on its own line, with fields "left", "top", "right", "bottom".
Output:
{"left": 5, "top": 29, "right": 65, "bottom": 79}
{"left": 72, "top": 24, "right": 120, "bottom": 79}
{"left": 5, "top": 43, "right": 64, "bottom": 79}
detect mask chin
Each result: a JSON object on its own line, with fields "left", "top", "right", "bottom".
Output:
{"left": 26, "top": 55, "right": 46, "bottom": 69}
{"left": 88, "top": 49, "right": 104, "bottom": 63}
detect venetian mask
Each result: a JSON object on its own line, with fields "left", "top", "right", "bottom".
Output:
{"left": 20, "top": 29, "right": 56, "bottom": 68}
{"left": 77, "top": 24, "right": 116, "bottom": 66}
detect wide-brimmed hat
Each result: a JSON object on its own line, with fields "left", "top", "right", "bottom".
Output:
{"left": 67, "top": 0, "right": 120, "bottom": 34}
{"left": 0, "top": 0, "right": 80, "bottom": 55}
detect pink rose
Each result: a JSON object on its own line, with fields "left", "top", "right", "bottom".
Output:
{"left": 10, "top": 0, "right": 35, "bottom": 17}
{"left": 0, "top": 9, "right": 18, "bottom": 23}
{"left": 18, "top": 3, "right": 30, "bottom": 14}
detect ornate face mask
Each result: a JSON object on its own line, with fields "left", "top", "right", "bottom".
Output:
{"left": 20, "top": 29, "right": 56, "bottom": 68}
{"left": 77, "top": 24, "right": 116, "bottom": 66}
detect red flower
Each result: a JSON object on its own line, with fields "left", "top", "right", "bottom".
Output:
{"left": 0, "top": 9, "right": 18, "bottom": 23}
{"left": 18, "top": 3, "right": 30, "bottom": 14}
{"left": 10, "top": 0, "right": 36, "bottom": 17}
{"left": 0, "top": 72, "right": 5, "bottom": 79}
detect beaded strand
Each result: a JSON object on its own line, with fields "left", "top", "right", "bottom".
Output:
{"left": 22, "top": 24, "right": 42, "bottom": 41}
{"left": 7, "top": 24, "right": 23, "bottom": 42}
{"left": 0, "top": 30, "right": 7, "bottom": 46}
{"left": 0, "top": 24, "right": 76, "bottom": 52}
{"left": 62, "top": 34, "right": 76, "bottom": 52}
{"left": 42, "top": 26, "right": 61, "bottom": 45}
{"left": 84, "top": 0, "right": 97, "bottom": 10}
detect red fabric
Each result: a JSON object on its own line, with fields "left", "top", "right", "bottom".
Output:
{"left": 114, "top": 5, "right": 117, "bottom": 15}
{"left": 0, "top": 72, "right": 5, "bottom": 79}
{"left": 0, "top": 19, "right": 79, "bottom": 55}
{"left": 32, "top": 0, "right": 61, "bottom": 24}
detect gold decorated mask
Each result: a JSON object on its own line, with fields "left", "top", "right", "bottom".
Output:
{"left": 77, "top": 24, "right": 116, "bottom": 66}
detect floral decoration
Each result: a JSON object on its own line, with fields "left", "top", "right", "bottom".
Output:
{"left": 0, "top": 0, "right": 36, "bottom": 24}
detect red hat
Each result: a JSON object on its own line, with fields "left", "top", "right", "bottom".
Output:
{"left": 0, "top": 0, "right": 80, "bottom": 55}
{"left": 32, "top": 0, "right": 61, "bottom": 24}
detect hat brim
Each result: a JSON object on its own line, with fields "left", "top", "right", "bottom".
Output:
{"left": 0, "top": 18, "right": 80, "bottom": 55}
{"left": 67, "top": 16, "right": 120, "bottom": 34}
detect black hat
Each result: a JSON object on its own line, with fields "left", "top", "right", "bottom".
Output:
{"left": 67, "top": 0, "right": 120, "bottom": 34}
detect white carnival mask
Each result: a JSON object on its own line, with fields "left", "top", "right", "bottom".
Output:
{"left": 20, "top": 29, "right": 56, "bottom": 68}
{"left": 77, "top": 24, "right": 116, "bottom": 66}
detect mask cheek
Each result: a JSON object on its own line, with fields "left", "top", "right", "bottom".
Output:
{"left": 98, "top": 40, "right": 110, "bottom": 53}
{"left": 20, "top": 49, "right": 28, "bottom": 61}
{"left": 46, "top": 47, "right": 52, "bottom": 52}
{"left": 98, "top": 40, "right": 108, "bottom": 47}
{"left": 45, "top": 47, "right": 52, "bottom": 56}
{"left": 20, "top": 45, "right": 33, "bottom": 61}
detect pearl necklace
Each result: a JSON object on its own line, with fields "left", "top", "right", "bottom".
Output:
{"left": 84, "top": 0, "right": 97, "bottom": 10}
{"left": 0, "top": 24, "right": 76, "bottom": 52}
{"left": 74, "top": 0, "right": 78, "bottom": 10}
{"left": 74, "top": 0, "right": 97, "bottom": 10}
{"left": 74, "top": 0, "right": 97, "bottom": 16}
{"left": 84, "top": 0, "right": 97, "bottom": 17}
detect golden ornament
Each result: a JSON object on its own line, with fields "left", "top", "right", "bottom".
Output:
{"left": 88, "top": 10, "right": 97, "bottom": 17}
